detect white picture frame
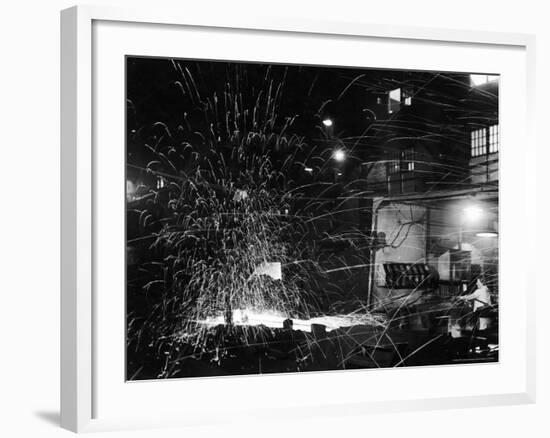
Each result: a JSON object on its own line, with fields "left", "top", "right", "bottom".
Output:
{"left": 61, "top": 4, "right": 537, "bottom": 433}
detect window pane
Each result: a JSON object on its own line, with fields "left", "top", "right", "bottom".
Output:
{"left": 388, "top": 88, "right": 401, "bottom": 113}
{"left": 470, "top": 74, "right": 499, "bottom": 87}
{"left": 471, "top": 128, "right": 488, "bottom": 157}
{"left": 470, "top": 75, "right": 488, "bottom": 86}
{"left": 489, "top": 124, "right": 499, "bottom": 153}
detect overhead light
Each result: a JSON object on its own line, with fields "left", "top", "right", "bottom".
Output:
{"left": 476, "top": 231, "right": 498, "bottom": 238}
{"left": 333, "top": 149, "right": 346, "bottom": 162}
{"left": 475, "top": 219, "right": 498, "bottom": 237}
{"left": 304, "top": 167, "right": 313, "bottom": 173}
{"left": 474, "top": 216, "right": 498, "bottom": 237}
{"left": 463, "top": 205, "right": 483, "bottom": 222}
{"left": 322, "top": 118, "right": 333, "bottom": 127}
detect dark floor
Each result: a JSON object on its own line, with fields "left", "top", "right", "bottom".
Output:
{"left": 127, "top": 321, "right": 498, "bottom": 380}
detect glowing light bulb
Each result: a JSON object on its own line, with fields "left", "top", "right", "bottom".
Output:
{"left": 322, "top": 118, "right": 333, "bottom": 127}
{"left": 333, "top": 149, "right": 346, "bottom": 162}
{"left": 463, "top": 205, "right": 483, "bottom": 222}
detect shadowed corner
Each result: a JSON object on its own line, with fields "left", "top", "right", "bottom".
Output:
{"left": 34, "top": 411, "right": 60, "bottom": 427}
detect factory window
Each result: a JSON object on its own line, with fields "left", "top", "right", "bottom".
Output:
{"left": 471, "top": 125, "right": 498, "bottom": 158}
{"left": 488, "top": 124, "right": 499, "bottom": 154}
{"left": 388, "top": 88, "right": 401, "bottom": 114}
{"left": 388, "top": 154, "right": 401, "bottom": 174}
{"left": 470, "top": 74, "right": 499, "bottom": 87}
{"left": 388, "top": 87, "right": 413, "bottom": 113}
{"left": 402, "top": 147, "right": 415, "bottom": 171}
{"left": 471, "top": 128, "right": 487, "bottom": 157}
{"left": 388, "top": 148, "right": 416, "bottom": 174}
{"left": 402, "top": 87, "right": 413, "bottom": 106}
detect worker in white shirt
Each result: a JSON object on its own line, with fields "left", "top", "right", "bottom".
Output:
{"left": 457, "top": 279, "right": 492, "bottom": 330}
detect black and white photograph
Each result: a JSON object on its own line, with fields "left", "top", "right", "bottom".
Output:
{"left": 125, "top": 56, "right": 499, "bottom": 380}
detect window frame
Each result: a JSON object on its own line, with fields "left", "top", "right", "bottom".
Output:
{"left": 471, "top": 124, "right": 499, "bottom": 158}
{"left": 387, "top": 147, "right": 416, "bottom": 176}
